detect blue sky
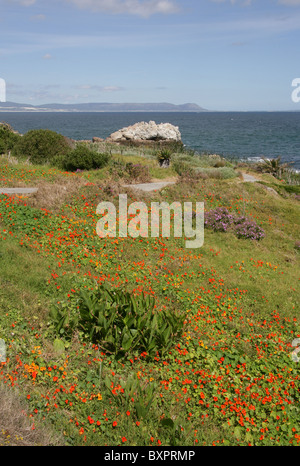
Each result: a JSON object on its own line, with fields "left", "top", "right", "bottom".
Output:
{"left": 1, "top": 0, "right": 300, "bottom": 110}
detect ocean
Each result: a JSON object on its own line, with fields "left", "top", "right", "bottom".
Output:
{"left": 1, "top": 111, "right": 299, "bottom": 170}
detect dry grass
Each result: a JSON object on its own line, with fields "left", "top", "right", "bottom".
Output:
{"left": 0, "top": 382, "right": 64, "bottom": 446}
{"left": 25, "top": 176, "right": 87, "bottom": 211}
{"left": 76, "top": 178, "right": 151, "bottom": 206}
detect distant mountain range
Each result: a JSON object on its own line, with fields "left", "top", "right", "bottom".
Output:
{"left": 0, "top": 101, "right": 207, "bottom": 113}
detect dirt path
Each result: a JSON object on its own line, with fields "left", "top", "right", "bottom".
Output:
{"left": 124, "top": 172, "right": 260, "bottom": 191}
{"left": 122, "top": 180, "right": 176, "bottom": 192}
{"left": 0, "top": 172, "right": 259, "bottom": 196}
{"left": 241, "top": 173, "right": 259, "bottom": 182}
{"left": 0, "top": 187, "right": 38, "bottom": 194}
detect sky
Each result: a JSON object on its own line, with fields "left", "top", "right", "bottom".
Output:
{"left": 1, "top": 0, "right": 300, "bottom": 111}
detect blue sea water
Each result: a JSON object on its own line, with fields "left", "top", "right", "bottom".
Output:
{"left": 1, "top": 111, "right": 299, "bottom": 169}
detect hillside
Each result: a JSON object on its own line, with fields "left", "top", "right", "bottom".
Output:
{"left": 0, "top": 139, "right": 299, "bottom": 446}
{"left": 0, "top": 101, "right": 207, "bottom": 113}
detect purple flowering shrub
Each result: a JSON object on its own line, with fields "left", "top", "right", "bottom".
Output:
{"left": 204, "top": 207, "right": 235, "bottom": 232}
{"left": 204, "top": 207, "right": 265, "bottom": 241}
{"left": 233, "top": 216, "right": 265, "bottom": 241}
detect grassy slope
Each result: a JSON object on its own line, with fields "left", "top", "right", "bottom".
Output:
{"left": 0, "top": 148, "right": 299, "bottom": 446}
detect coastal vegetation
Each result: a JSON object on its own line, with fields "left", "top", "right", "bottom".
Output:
{"left": 0, "top": 122, "right": 21, "bottom": 155}
{"left": 54, "top": 143, "right": 110, "bottom": 172}
{"left": 11, "top": 129, "right": 74, "bottom": 165}
{"left": 0, "top": 123, "right": 299, "bottom": 446}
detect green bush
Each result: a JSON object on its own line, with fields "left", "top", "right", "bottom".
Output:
{"left": 0, "top": 122, "right": 22, "bottom": 154}
{"left": 60, "top": 144, "right": 109, "bottom": 171}
{"left": 12, "top": 129, "right": 73, "bottom": 164}
{"left": 49, "top": 153, "right": 67, "bottom": 170}
{"left": 0, "top": 139, "right": 5, "bottom": 155}
{"left": 156, "top": 149, "right": 172, "bottom": 167}
{"left": 173, "top": 160, "right": 194, "bottom": 177}
{"left": 256, "top": 156, "right": 293, "bottom": 178}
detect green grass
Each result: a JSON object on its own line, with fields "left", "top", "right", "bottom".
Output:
{"left": 0, "top": 225, "right": 87, "bottom": 323}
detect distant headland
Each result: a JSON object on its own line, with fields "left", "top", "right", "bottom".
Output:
{"left": 0, "top": 101, "right": 208, "bottom": 113}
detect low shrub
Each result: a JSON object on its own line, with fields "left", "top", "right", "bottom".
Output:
{"left": 50, "top": 284, "right": 184, "bottom": 359}
{"left": 156, "top": 149, "right": 172, "bottom": 167}
{"left": 255, "top": 156, "right": 293, "bottom": 179}
{"left": 173, "top": 159, "right": 237, "bottom": 180}
{"left": 0, "top": 122, "right": 21, "bottom": 155}
{"left": 108, "top": 159, "right": 150, "bottom": 182}
{"left": 108, "top": 159, "right": 127, "bottom": 178}
{"left": 204, "top": 207, "right": 265, "bottom": 240}
{"left": 60, "top": 144, "right": 109, "bottom": 171}
{"left": 204, "top": 207, "right": 235, "bottom": 232}
{"left": 233, "top": 216, "right": 265, "bottom": 241}
{"left": 195, "top": 167, "right": 237, "bottom": 180}
{"left": 173, "top": 160, "right": 194, "bottom": 177}
{"left": 125, "top": 162, "right": 150, "bottom": 182}
{"left": 218, "top": 167, "right": 238, "bottom": 179}
{"left": 12, "top": 129, "right": 73, "bottom": 164}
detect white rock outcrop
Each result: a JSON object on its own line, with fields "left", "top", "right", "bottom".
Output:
{"left": 106, "top": 121, "right": 181, "bottom": 143}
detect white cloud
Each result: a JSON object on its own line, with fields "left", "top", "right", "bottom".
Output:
{"left": 64, "top": 0, "right": 179, "bottom": 17}
{"left": 43, "top": 53, "right": 52, "bottom": 59}
{"left": 101, "top": 85, "right": 124, "bottom": 91}
{"left": 1, "top": 0, "right": 179, "bottom": 15}
{"left": 10, "top": 84, "right": 80, "bottom": 103}
{"left": 76, "top": 84, "right": 124, "bottom": 91}
{"left": 24, "top": 84, "right": 124, "bottom": 103}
